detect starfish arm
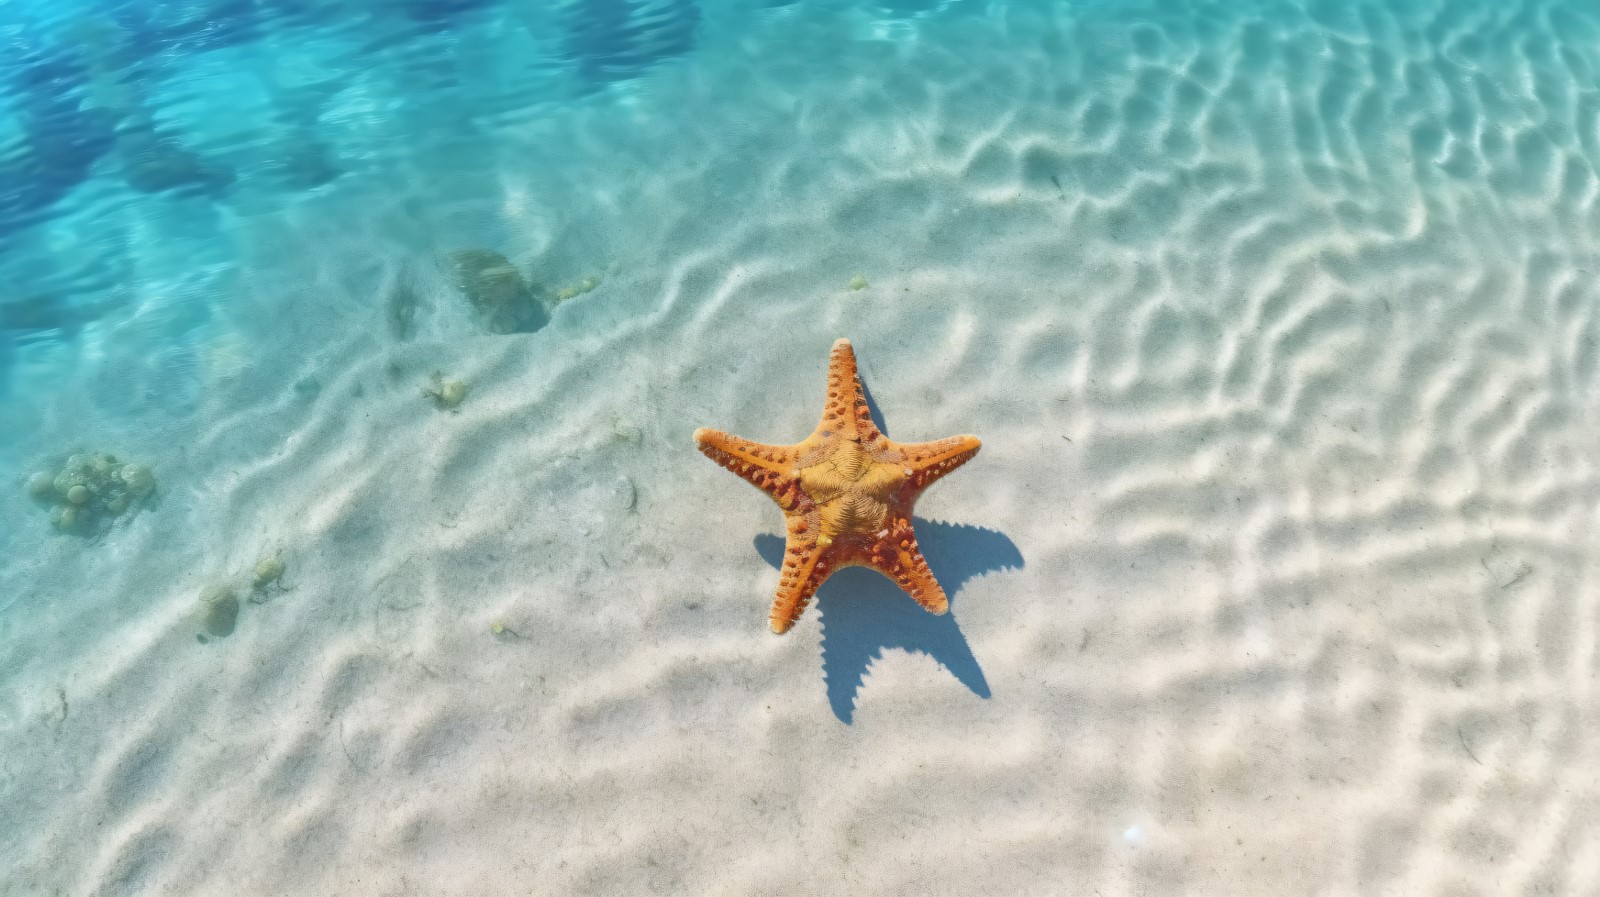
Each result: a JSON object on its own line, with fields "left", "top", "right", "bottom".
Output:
{"left": 899, "top": 434, "right": 982, "bottom": 490}
{"left": 890, "top": 539, "right": 950, "bottom": 616}
{"left": 865, "top": 518, "right": 950, "bottom": 616}
{"left": 820, "top": 338, "right": 883, "bottom": 441}
{"left": 694, "top": 428, "right": 800, "bottom": 502}
{"left": 771, "top": 518, "right": 832, "bottom": 634}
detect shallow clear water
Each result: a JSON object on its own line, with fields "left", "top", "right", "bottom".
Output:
{"left": 1, "top": 0, "right": 728, "bottom": 412}
{"left": 3, "top": 0, "right": 1599, "bottom": 894}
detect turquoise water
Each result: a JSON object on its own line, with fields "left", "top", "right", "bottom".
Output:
{"left": 4, "top": 0, "right": 1600, "bottom": 893}
{"left": 1, "top": 0, "right": 718, "bottom": 419}
{"left": 4, "top": 0, "right": 1599, "bottom": 439}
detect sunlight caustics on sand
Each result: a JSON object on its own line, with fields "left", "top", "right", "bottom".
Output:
{"left": 1, "top": 0, "right": 1599, "bottom": 894}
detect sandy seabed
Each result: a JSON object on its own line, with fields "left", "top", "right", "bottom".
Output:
{"left": 2, "top": 1, "right": 1600, "bottom": 894}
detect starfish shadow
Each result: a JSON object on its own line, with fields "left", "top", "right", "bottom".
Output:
{"left": 754, "top": 519, "right": 1022, "bottom": 723}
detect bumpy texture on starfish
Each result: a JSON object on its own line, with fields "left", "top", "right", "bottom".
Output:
{"left": 694, "top": 338, "right": 982, "bottom": 633}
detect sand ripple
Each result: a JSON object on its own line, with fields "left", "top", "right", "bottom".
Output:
{"left": 1, "top": 0, "right": 1599, "bottom": 894}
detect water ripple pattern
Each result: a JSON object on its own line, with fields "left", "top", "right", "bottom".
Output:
{"left": 1, "top": 0, "right": 1598, "bottom": 895}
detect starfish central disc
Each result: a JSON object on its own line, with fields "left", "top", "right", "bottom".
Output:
{"left": 694, "top": 338, "right": 982, "bottom": 634}
{"left": 797, "top": 437, "right": 904, "bottom": 543}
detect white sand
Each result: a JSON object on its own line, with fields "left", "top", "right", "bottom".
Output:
{"left": 3, "top": 2, "right": 1599, "bottom": 894}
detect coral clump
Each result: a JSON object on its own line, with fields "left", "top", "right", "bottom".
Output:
{"left": 423, "top": 371, "right": 468, "bottom": 410}
{"left": 24, "top": 453, "right": 156, "bottom": 534}
{"left": 448, "top": 249, "right": 550, "bottom": 334}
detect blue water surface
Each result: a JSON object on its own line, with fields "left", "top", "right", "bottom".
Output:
{"left": 0, "top": 0, "right": 688, "bottom": 342}
{"left": 4, "top": 1, "right": 1600, "bottom": 890}
{"left": 0, "top": 0, "right": 996, "bottom": 431}
{"left": 3, "top": 0, "right": 1600, "bottom": 441}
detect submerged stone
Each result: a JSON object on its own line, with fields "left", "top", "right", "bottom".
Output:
{"left": 448, "top": 249, "right": 550, "bottom": 334}
{"left": 253, "top": 554, "right": 285, "bottom": 587}
{"left": 423, "top": 372, "right": 468, "bottom": 410}
{"left": 199, "top": 583, "right": 240, "bottom": 638}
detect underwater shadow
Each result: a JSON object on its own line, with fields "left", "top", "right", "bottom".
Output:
{"left": 561, "top": 0, "right": 702, "bottom": 88}
{"left": 754, "top": 519, "right": 1022, "bottom": 723}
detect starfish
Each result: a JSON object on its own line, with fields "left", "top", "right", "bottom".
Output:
{"left": 694, "top": 338, "right": 982, "bottom": 633}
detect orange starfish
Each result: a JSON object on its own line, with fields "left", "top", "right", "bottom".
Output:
{"left": 694, "top": 339, "right": 982, "bottom": 633}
